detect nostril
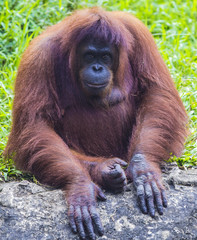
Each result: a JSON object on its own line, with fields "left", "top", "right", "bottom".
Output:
{"left": 92, "top": 64, "right": 103, "bottom": 72}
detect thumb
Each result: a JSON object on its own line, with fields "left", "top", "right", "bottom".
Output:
{"left": 125, "top": 167, "right": 133, "bottom": 182}
{"left": 95, "top": 184, "right": 107, "bottom": 201}
{"left": 114, "top": 158, "right": 128, "bottom": 167}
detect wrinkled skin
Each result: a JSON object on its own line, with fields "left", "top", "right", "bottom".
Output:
{"left": 92, "top": 158, "right": 127, "bottom": 193}
{"left": 66, "top": 158, "right": 128, "bottom": 239}
{"left": 78, "top": 39, "right": 118, "bottom": 99}
{"left": 67, "top": 155, "right": 167, "bottom": 239}
{"left": 126, "top": 154, "right": 168, "bottom": 217}
{"left": 66, "top": 180, "right": 106, "bottom": 240}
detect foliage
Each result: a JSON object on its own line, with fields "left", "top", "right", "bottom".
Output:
{"left": 0, "top": 0, "right": 196, "bottom": 180}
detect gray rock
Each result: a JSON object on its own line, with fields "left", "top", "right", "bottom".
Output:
{"left": 0, "top": 167, "right": 197, "bottom": 240}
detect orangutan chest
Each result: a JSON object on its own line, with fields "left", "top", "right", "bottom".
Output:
{"left": 62, "top": 105, "right": 134, "bottom": 157}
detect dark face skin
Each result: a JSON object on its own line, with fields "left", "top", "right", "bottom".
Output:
{"left": 78, "top": 39, "right": 118, "bottom": 98}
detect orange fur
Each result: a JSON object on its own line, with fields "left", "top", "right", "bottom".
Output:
{"left": 5, "top": 7, "right": 187, "bottom": 190}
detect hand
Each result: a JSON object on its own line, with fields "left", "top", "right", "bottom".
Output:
{"left": 126, "top": 154, "right": 167, "bottom": 217}
{"left": 95, "top": 158, "right": 127, "bottom": 193}
{"left": 66, "top": 180, "right": 106, "bottom": 240}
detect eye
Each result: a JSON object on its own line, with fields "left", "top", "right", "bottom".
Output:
{"left": 84, "top": 53, "right": 94, "bottom": 62}
{"left": 102, "top": 54, "right": 111, "bottom": 63}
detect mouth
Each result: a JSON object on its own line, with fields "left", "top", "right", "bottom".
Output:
{"left": 85, "top": 82, "right": 108, "bottom": 89}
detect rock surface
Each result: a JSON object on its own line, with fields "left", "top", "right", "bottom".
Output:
{"left": 0, "top": 166, "right": 197, "bottom": 240}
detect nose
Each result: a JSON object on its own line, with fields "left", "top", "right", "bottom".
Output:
{"left": 92, "top": 64, "right": 103, "bottom": 72}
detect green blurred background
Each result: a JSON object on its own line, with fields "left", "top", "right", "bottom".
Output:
{"left": 0, "top": 0, "right": 196, "bottom": 181}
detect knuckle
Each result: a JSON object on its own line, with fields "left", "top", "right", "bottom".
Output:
{"left": 154, "top": 190, "right": 160, "bottom": 197}
{"left": 151, "top": 183, "right": 161, "bottom": 196}
{"left": 121, "top": 175, "right": 126, "bottom": 181}
{"left": 135, "top": 175, "right": 146, "bottom": 186}
{"left": 91, "top": 212, "right": 99, "bottom": 220}
{"left": 108, "top": 158, "right": 116, "bottom": 165}
{"left": 137, "top": 191, "right": 144, "bottom": 198}
{"left": 146, "top": 192, "right": 153, "bottom": 199}
{"left": 114, "top": 166, "right": 121, "bottom": 173}
{"left": 75, "top": 215, "right": 82, "bottom": 223}
{"left": 91, "top": 213, "right": 100, "bottom": 224}
{"left": 136, "top": 184, "right": 144, "bottom": 192}
{"left": 135, "top": 179, "right": 141, "bottom": 186}
{"left": 116, "top": 169, "right": 122, "bottom": 174}
{"left": 113, "top": 157, "right": 121, "bottom": 163}
{"left": 84, "top": 215, "right": 91, "bottom": 224}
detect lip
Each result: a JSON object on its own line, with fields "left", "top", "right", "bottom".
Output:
{"left": 86, "top": 82, "right": 108, "bottom": 89}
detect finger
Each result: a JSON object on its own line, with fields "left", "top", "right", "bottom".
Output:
{"left": 74, "top": 206, "right": 85, "bottom": 240}
{"left": 125, "top": 166, "right": 133, "bottom": 182}
{"left": 81, "top": 206, "right": 95, "bottom": 240}
{"left": 114, "top": 158, "right": 128, "bottom": 167}
{"left": 136, "top": 184, "right": 147, "bottom": 214}
{"left": 131, "top": 166, "right": 138, "bottom": 180}
{"left": 95, "top": 185, "right": 107, "bottom": 201}
{"left": 161, "top": 189, "right": 168, "bottom": 208}
{"left": 145, "top": 183, "right": 155, "bottom": 217}
{"left": 109, "top": 164, "right": 123, "bottom": 178}
{"left": 156, "top": 181, "right": 168, "bottom": 208}
{"left": 151, "top": 181, "right": 163, "bottom": 215}
{"left": 68, "top": 205, "right": 77, "bottom": 233}
{"left": 89, "top": 205, "right": 104, "bottom": 236}
{"left": 111, "top": 174, "right": 126, "bottom": 184}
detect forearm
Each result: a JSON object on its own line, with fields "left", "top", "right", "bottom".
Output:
{"left": 128, "top": 88, "right": 187, "bottom": 163}
{"left": 15, "top": 123, "right": 89, "bottom": 189}
{"left": 71, "top": 150, "right": 106, "bottom": 163}
{"left": 70, "top": 150, "right": 107, "bottom": 180}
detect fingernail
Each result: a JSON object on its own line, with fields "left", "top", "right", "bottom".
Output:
{"left": 150, "top": 212, "right": 155, "bottom": 217}
{"left": 143, "top": 208, "right": 148, "bottom": 214}
{"left": 158, "top": 207, "right": 163, "bottom": 215}
{"left": 98, "top": 229, "right": 104, "bottom": 236}
{"left": 89, "top": 234, "right": 96, "bottom": 240}
{"left": 100, "top": 192, "right": 107, "bottom": 200}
